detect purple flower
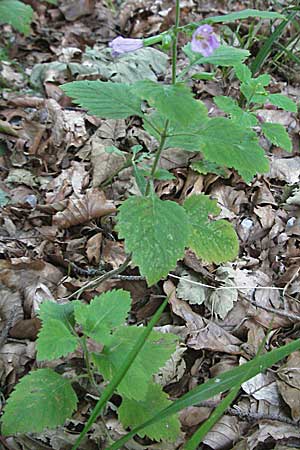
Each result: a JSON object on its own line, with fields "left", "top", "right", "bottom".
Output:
{"left": 191, "top": 25, "right": 219, "bottom": 57}
{"left": 109, "top": 36, "right": 143, "bottom": 57}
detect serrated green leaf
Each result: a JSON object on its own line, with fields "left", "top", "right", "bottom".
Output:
{"left": 196, "top": 46, "right": 250, "bottom": 66}
{"left": 184, "top": 195, "right": 239, "bottom": 263}
{"left": 61, "top": 81, "right": 143, "bottom": 119}
{"left": 133, "top": 164, "right": 147, "bottom": 195}
{"left": 119, "top": 383, "right": 180, "bottom": 441}
{"left": 167, "top": 117, "right": 269, "bottom": 182}
{"left": 261, "top": 122, "right": 292, "bottom": 152}
{"left": 39, "top": 300, "right": 79, "bottom": 328}
{"left": 1, "top": 368, "right": 77, "bottom": 434}
{"left": 74, "top": 289, "right": 131, "bottom": 344}
{"left": 37, "top": 319, "right": 78, "bottom": 361}
{"left": 191, "top": 160, "right": 229, "bottom": 177}
{"left": 191, "top": 72, "right": 215, "bottom": 81}
{"left": 116, "top": 195, "right": 189, "bottom": 285}
{"left": 240, "top": 76, "right": 269, "bottom": 104}
{"left": 234, "top": 63, "right": 252, "bottom": 83}
{"left": 214, "top": 96, "right": 258, "bottom": 127}
{"left": 133, "top": 80, "right": 207, "bottom": 126}
{"left": 92, "top": 326, "right": 177, "bottom": 400}
{"left": 0, "top": 0, "right": 33, "bottom": 35}
{"left": 267, "top": 94, "right": 297, "bottom": 113}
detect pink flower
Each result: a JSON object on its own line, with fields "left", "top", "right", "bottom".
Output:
{"left": 191, "top": 25, "right": 219, "bottom": 57}
{"left": 109, "top": 36, "right": 143, "bottom": 57}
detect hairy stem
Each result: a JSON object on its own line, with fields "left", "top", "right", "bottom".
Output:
{"left": 172, "top": 0, "right": 181, "bottom": 84}
{"left": 145, "top": 0, "right": 180, "bottom": 195}
{"left": 145, "top": 119, "right": 169, "bottom": 196}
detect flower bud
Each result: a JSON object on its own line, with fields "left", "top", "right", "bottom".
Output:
{"left": 109, "top": 36, "right": 143, "bottom": 57}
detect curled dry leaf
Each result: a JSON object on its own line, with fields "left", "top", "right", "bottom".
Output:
{"left": 247, "top": 421, "right": 300, "bottom": 450}
{"left": 0, "top": 285, "right": 23, "bottom": 335}
{"left": 203, "top": 415, "right": 240, "bottom": 450}
{"left": 277, "top": 352, "right": 300, "bottom": 421}
{"left": 164, "top": 280, "right": 242, "bottom": 354}
{"left": 154, "top": 344, "right": 187, "bottom": 387}
{"left": 53, "top": 189, "right": 116, "bottom": 228}
{"left": 86, "top": 233, "right": 102, "bottom": 264}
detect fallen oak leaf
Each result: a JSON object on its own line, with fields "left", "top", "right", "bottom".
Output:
{"left": 53, "top": 189, "right": 116, "bottom": 228}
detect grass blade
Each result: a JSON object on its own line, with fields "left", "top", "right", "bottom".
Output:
{"left": 108, "top": 337, "right": 300, "bottom": 450}
{"left": 71, "top": 295, "right": 170, "bottom": 450}
{"left": 183, "top": 386, "right": 240, "bottom": 450}
{"left": 250, "top": 12, "right": 297, "bottom": 74}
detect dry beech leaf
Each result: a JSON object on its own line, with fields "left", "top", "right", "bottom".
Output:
{"left": 247, "top": 421, "right": 300, "bottom": 450}
{"left": 268, "top": 157, "right": 300, "bottom": 184}
{"left": 277, "top": 352, "right": 300, "bottom": 420}
{"left": 53, "top": 189, "right": 116, "bottom": 228}
{"left": 203, "top": 415, "right": 240, "bottom": 450}
{"left": 9, "top": 318, "right": 41, "bottom": 340}
{"left": 86, "top": 233, "right": 102, "bottom": 264}
{"left": 91, "top": 141, "right": 126, "bottom": 186}
{"left": 164, "top": 280, "right": 242, "bottom": 354}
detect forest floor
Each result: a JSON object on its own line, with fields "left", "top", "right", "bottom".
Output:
{"left": 0, "top": 0, "right": 300, "bottom": 449}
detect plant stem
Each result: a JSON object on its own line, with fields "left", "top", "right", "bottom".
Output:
{"left": 172, "top": 0, "right": 181, "bottom": 84}
{"left": 145, "top": 0, "right": 180, "bottom": 196}
{"left": 71, "top": 295, "right": 170, "bottom": 450}
{"left": 145, "top": 119, "right": 169, "bottom": 196}
{"left": 80, "top": 336, "right": 101, "bottom": 395}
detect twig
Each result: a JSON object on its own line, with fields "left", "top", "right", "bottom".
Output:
{"left": 70, "top": 262, "right": 144, "bottom": 281}
{"left": 63, "top": 255, "right": 132, "bottom": 300}
{"left": 227, "top": 407, "right": 299, "bottom": 426}
{"left": 243, "top": 296, "right": 300, "bottom": 322}
{"left": 196, "top": 400, "right": 299, "bottom": 426}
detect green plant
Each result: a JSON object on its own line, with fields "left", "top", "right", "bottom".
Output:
{"left": 1, "top": 291, "right": 181, "bottom": 442}
{"left": 1, "top": 3, "right": 299, "bottom": 449}
{"left": 0, "top": 0, "right": 57, "bottom": 35}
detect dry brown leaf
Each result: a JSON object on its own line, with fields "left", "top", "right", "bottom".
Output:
{"left": 277, "top": 352, "right": 300, "bottom": 420}
{"left": 53, "top": 189, "right": 116, "bottom": 228}
{"left": 154, "top": 344, "right": 186, "bottom": 387}
{"left": 91, "top": 142, "right": 126, "bottom": 187}
{"left": 247, "top": 421, "right": 300, "bottom": 450}
{"left": 180, "top": 406, "right": 212, "bottom": 428}
{"left": 0, "top": 285, "right": 23, "bottom": 334}
{"left": 210, "top": 183, "right": 248, "bottom": 220}
{"left": 164, "top": 280, "right": 242, "bottom": 354}
{"left": 9, "top": 317, "right": 41, "bottom": 340}
{"left": 268, "top": 157, "right": 300, "bottom": 184}
{"left": 102, "top": 240, "right": 127, "bottom": 270}
{"left": 86, "top": 233, "right": 102, "bottom": 264}
{"left": 203, "top": 415, "right": 240, "bottom": 450}
{"left": 46, "top": 99, "right": 89, "bottom": 148}
{"left": 60, "top": 0, "right": 95, "bottom": 21}
{"left": 0, "top": 342, "right": 36, "bottom": 391}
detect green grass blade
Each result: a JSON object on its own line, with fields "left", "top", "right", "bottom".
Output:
{"left": 108, "top": 337, "right": 300, "bottom": 450}
{"left": 250, "top": 12, "right": 297, "bottom": 74}
{"left": 71, "top": 295, "right": 170, "bottom": 450}
{"left": 183, "top": 329, "right": 269, "bottom": 450}
{"left": 183, "top": 386, "right": 240, "bottom": 450}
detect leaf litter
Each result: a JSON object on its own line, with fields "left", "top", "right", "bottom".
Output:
{"left": 0, "top": 0, "right": 300, "bottom": 449}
